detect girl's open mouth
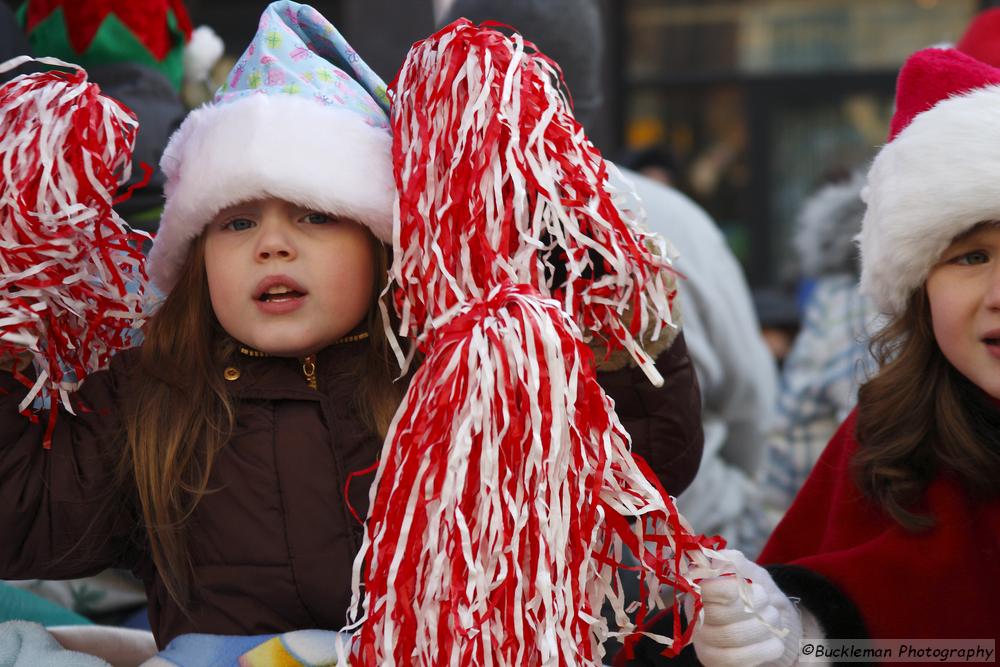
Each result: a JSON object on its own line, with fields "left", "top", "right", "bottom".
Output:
{"left": 253, "top": 276, "right": 309, "bottom": 314}
{"left": 982, "top": 337, "right": 1000, "bottom": 360}
{"left": 258, "top": 287, "right": 305, "bottom": 302}
{"left": 253, "top": 275, "right": 308, "bottom": 300}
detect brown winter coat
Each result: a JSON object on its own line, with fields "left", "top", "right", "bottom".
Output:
{"left": 0, "top": 333, "right": 701, "bottom": 648}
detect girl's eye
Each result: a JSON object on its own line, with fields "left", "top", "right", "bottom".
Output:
{"left": 953, "top": 250, "right": 990, "bottom": 266}
{"left": 224, "top": 218, "right": 255, "bottom": 231}
{"left": 303, "top": 212, "right": 333, "bottom": 225}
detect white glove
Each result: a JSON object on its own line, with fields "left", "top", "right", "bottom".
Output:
{"left": 684, "top": 549, "right": 801, "bottom": 667}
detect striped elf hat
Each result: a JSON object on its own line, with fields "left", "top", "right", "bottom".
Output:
{"left": 148, "top": 0, "right": 393, "bottom": 293}
{"left": 19, "top": 0, "right": 194, "bottom": 90}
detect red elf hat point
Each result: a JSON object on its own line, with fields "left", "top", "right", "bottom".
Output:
{"left": 889, "top": 47, "right": 1000, "bottom": 141}
{"left": 25, "top": 0, "right": 192, "bottom": 62}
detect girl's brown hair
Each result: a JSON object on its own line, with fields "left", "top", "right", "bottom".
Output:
{"left": 121, "top": 230, "right": 400, "bottom": 608}
{"left": 854, "top": 287, "right": 1000, "bottom": 530}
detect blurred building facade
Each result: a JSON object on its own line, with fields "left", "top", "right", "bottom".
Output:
{"left": 615, "top": 0, "right": 994, "bottom": 285}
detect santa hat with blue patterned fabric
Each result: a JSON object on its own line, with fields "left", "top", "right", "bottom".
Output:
{"left": 149, "top": 0, "right": 393, "bottom": 293}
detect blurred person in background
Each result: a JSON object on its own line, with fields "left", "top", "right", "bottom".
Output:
{"left": 621, "top": 144, "right": 681, "bottom": 189}
{"left": 751, "top": 285, "right": 801, "bottom": 368}
{"left": 436, "top": 0, "right": 777, "bottom": 559}
{"left": 740, "top": 170, "right": 882, "bottom": 558}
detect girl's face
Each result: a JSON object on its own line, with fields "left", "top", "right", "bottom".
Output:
{"left": 204, "top": 198, "right": 375, "bottom": 357}
{"left": 926, "top": 222, "right": 1000, "bottom": 399}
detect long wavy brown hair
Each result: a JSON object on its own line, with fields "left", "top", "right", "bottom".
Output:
{"left": 120, "top": 231, "right": 400, "bottom": 609}
{"left": 854, "top": 287, "right": 1000, "bottom": 530}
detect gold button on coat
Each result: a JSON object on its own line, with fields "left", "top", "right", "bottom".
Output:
{"left": 224, "top": 367, "right": 241, "bottom": 381}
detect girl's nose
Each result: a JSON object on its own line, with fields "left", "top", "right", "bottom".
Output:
{"left": 986, "top": 264, "right": 1000, "bottom": 310}
{"left": 255, "top": 222, "right": 297, "bottom": 262}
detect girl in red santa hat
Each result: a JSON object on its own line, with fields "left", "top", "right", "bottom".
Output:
{"left": 625, "top": 44, "right": 1000, "bottom": 667}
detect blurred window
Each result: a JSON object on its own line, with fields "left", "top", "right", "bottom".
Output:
{"left": 620, "top": 0, "right": 977, "bottom": 284}
{"left": 627, "top": 0, "right": 976, "bottom": 76}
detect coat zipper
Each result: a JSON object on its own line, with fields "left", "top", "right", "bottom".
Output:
{"left": 302, "top": 354, "right": 317, "bottom": 390}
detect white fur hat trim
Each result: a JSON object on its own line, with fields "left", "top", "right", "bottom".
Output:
{"left": 148, "top": 93, "right": 394, "bottom": 292}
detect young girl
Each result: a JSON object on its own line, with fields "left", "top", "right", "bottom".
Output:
{"left": 636, "top": 45, "right": 1000, "bottom": 667}
{"left": 0, "top": 2, "right": 402, "bottom": 649}
{"left": 0, "top": 2, "right": 704, "bottom": 656}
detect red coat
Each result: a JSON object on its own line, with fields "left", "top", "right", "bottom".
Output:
{"left": 758, "top": 408, "right": 1000, "bottom": 640}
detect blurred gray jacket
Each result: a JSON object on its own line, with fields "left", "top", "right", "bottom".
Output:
{"left": 614, "top": 168, "right": 778, "bottom": 550}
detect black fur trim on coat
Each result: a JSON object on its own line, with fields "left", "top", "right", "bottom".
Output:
{"left": 766, "top": 564, "right": 869, "bottom": 640}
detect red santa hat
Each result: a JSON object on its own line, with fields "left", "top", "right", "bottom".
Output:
{"left": 859, "top": 47, "right": 1000, "bottom": 315}
{"left": 957, "top": 7, "right": 1000, "bottom": 68}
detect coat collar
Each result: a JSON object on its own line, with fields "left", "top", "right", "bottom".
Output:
{"left": 221, "top": 333, "right": 370, "bottom": 399}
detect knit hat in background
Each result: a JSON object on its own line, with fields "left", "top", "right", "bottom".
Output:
{"left": 795, "top": 170, "right": 866, "bottom": 279}
{"left": 439, "top": 0, "right": 603, "bottom": 130}
{"left": 18, "top": 0, "right": 195, "bottom": 90}
{"left": 148, "top": 0, "right": 393, "bottom": 293}
{"left": 87, "top": 61, "right": 187, "bottom": 230}
{"left": 859, "top": 47, "right": 1000, "bottom": 315}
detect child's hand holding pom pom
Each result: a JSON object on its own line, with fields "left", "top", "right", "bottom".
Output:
{"left": 0, "top": 56, "right": 150, "bottom": 445}
{"left": 685, "top": 550, "right": 802, "bottom": 667}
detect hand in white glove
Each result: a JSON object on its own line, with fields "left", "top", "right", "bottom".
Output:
{"left": 684, "top": 549, "right": 801, "bottom": 667}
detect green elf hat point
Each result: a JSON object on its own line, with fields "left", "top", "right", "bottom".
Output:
{"left": 20, "top": 0, "right": 194, "bottom": 90}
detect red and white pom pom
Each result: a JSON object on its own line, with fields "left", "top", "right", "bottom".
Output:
{"left": 348, "top": 21, "right": 727, "bottom": 666}
{"left": 384, "top": 20, "right": 678, "bottom": 387}
{"left": 351, "top": 284, "right": 721, "bottom": 665}
{"left": 0, "top": 57, "right": 150, "bottom": 445}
